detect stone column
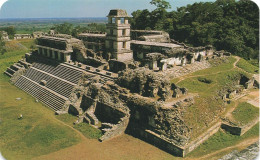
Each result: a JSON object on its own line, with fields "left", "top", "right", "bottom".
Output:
{"left": 47, "top": 49, "right": 50, "bottom": 58}
{"left": 181, "top": 58, "right": 186, "bottom": 66}
{"left": 58, "top": 52, "right": 61, "bottom": 61}
{"left": 160, "top": 60, "right": 167, "bottom": 71}
{"left": 52, "top": 50, "right": 55, "bottom": 59}
{"left": 38, "top": 48, "right": 40, "bottom": 55}
{"left": 191, "top": 54, "right": 195, "bottom": 64}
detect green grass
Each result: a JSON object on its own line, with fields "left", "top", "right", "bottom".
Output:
{"left": 56, "top": 114, "right": 102, "bottom": 139}
{"left": 190, "top": 56, "right": 237, "bottom": 76}
{"left": 188, "top": 123, "right": 259, "bottom": 157}
{"left": 236, "top": 58, "right": 259, "bottom": 74}
{"left": 174, "top": 56, "right": 252, "bottom": 139}
{"left": 56, "top": 113, "right": 78, "bottom": 124}
{"left": 232, "top": 102, "right": 259, "bottom": 125}
{"left": 0, "top": 40, "right": 81, "bottom": 160}
{"left": 0, "top": 80, "right": 81, "bottom": 160}
{"left": 74, "top": 123, "right": 102, "bottom": 139}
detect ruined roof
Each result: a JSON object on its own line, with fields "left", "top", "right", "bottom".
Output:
{"left": 131, "top": 30, "right": 164, "bottom": 35}
{"left": 0, "top": 31, "right": 8, "bottom": 36}
{"left": 107, "top": 9, "right": 129, "bottom": 17}
{"left": 145, "top": 53, "right": 166, "bottom": 60}
{"left": 78, "top": 33, "right": 107, "bottom": 38}
{"left": 131, "top": 40, "right": 182, "bottom": 48}
{"left": 15, "top": 34, "right": 31, "bottom": 36}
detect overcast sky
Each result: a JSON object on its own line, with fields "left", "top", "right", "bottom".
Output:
{"left": 0, "top": 0, "right": 258, "bottom": 18}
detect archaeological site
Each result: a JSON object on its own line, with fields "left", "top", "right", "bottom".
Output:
{"left": 4, "top": 9, "right": 259, "bottom": 157}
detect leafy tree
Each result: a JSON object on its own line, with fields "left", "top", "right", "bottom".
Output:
{"left": 150, "top": 0, "right": 171, "bottom": 10}
{"left": 0, "top": 26, "right": 16, "bottom": 39}
{"left": 51, "top": 22, "right": 73, "bottom": 35}
{"left": 0, "top": 33, "right": 6, "bottom": 55}
{"left": 131, "top": 0, "right": 259, "bottom": 61}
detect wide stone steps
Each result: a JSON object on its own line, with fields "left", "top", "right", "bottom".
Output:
{"left": 4, "top": 71, "right": 12, "bottom": 77}
{"left": 32, "top": 62, "right": 83, "bottom": 84}
{"left": 23, "top": 67, "right": 75, "bottom": 98}
{"left": 15, "top": 76, "right": 67, "bottom": 111}
{"left": 52, "top": 65, "right": 83, "bottom": 84}
{"left": 33, "top": 63, "right": 56, "bottom": 74}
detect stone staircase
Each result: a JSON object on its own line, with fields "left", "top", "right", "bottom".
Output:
{"left": 4, "top": 60, "right": 32, "bottom": 77}
{"left": 14, "top": 62, "right": 84, "bottom": 111}
{"left": 15, "top": 76, "right": 67, "bottom": 111}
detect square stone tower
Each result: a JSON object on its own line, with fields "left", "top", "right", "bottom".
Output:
{"left": 105, "top": 9, "right": 133, "bottom": 62}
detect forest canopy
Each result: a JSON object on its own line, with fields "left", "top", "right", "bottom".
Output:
{"left": 130, "top": 0, "right": 259, "bottom": 60}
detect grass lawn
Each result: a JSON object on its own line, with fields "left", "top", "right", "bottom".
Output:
{"left": 56, "top": 114, "right": 102, "bottom": 139}
{"left": 188, "top": 123, "right": 259, "bottom": 158}
{"left": 236, "top": 58, "right": 259, "bottom": 74}
{"left": 190, "top": 56, "right": 237, "bottom": 76}
{"left": 0, "top": 40, "right": 81, "bottom": 160}
{"left": 174, "top": 56, "right": 252, "bottom": 139}
{"left": 232, "top": 102, "right": 259, "bottom": 125}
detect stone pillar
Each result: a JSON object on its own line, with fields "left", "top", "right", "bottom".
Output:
{"left": 161, "top": 61, "right": 167, "bottom": 71}
{"left": 38, "top": 48, "right": 40, "bottom": 55}
{"left": 181, "top": 58, "right": 186, "bottom": 66}
{"left": 64, "top": 53, "right": 71, "bottom": 62}
{"left": 58, "top": 52, "right": 61, "bottom": 61}
{"left": 191, "top": 54, "right": 195, "bottom": 64}
{"left": 52, "top": 50, "right": 55, "bottom": 59}
{"left": 47, "top": 49, "right": 50, "bottom": 58}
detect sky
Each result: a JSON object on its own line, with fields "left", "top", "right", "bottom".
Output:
{"left": 0, "top": 0, "right": 259, "bottom": 18}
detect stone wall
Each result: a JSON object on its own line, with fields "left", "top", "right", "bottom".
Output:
{"left": 99, "top": 115, "right": 130, "bottom": 142}
{"left": 184, "top": 122, "right": 222, "bottom": 155}
{"left": 221, "top": 117, "right": 259, "bottom": 136}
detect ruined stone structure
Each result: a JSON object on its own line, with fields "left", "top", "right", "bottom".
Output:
{"left": 6, "top": 9, "right": 256, "bottom": 158}
{"left": 0, "top": 31, "right": 9, "bottom": 41}
{"left": 36, "top": 34, "right": 86, "bottom": 62}
{"left": 33, "top": 31, "right": 45, "bottom": 38}
{"left": 14, "top": 34, "right": 32, "bottom": 39}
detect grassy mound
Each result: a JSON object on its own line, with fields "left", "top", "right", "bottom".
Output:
{"left": 232, "top": 102, "right": 259, "bottom": 125}
{"left": 236, "top": 58, "right": 259, "bottom": 74}
{"left": 173, "top": 57, "right": 252, "bottom": 139}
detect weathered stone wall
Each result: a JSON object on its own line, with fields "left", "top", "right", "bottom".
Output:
{"left": 126, "top": 127, "right": 185, "bottom": 157}
{"left": 99, "top": 115, "right": 130, "bottom": 141}
{"left": 95, "top": 102, "right": 125, "bottom": 124}
{"left": 221, "top": 117, "right": 259, "bottom": 136}
{"left": 117, "top": 67, "right": 173, "bottom": 100}
{"left": 184, "top": 122, "right": 222, "bottom": 155}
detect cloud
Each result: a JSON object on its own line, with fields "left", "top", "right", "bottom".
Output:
{"left": 0, "top": 0, "right": 8, "bottom": 10}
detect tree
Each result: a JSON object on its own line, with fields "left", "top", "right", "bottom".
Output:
{"left": 51, "top": 22, "right": 73, "bottom": 35}
{"left": 0, "top": 33, "right": 6, "bottom": 55}
{"left": 0, "top": 26, "right": 16, "bottom": 39}
{"left": 131, "top": 0, "right": 259, "bottom": 61}
{"left": 150, "top": 0, "right": 171, "bottom": 10}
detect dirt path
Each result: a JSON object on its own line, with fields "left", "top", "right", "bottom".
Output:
{"left": 196, "top": 137, "right": 259, "bottom": 160}
{"left": 33, "top": 134, "right": 175, "bottom": 160}
{"left": 175, "top": 56, "right": 240, "bottom": 84}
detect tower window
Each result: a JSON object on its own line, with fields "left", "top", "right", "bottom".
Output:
{"left": 121, "top": 18, "right": 125, "bottom": 24}
{"left": 123, "top": 42, "right": 126, "bottom": 49}
{"left": 122, "top": 29, "right": 126, "bottom": 36}
{"left": 112, "top": 18, "right": 116, "bottom": 23}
